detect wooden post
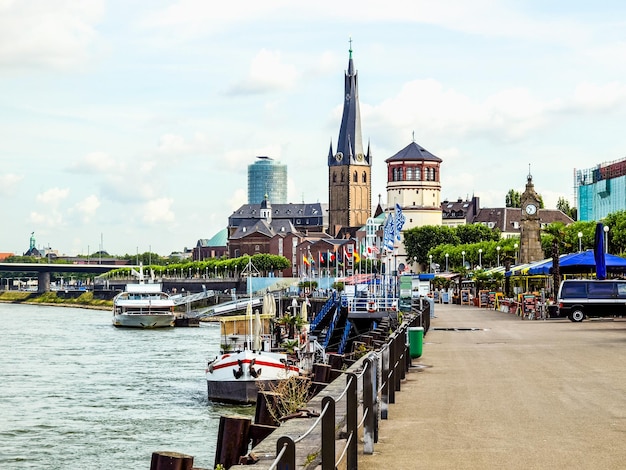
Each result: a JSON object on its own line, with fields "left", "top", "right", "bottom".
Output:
{"left": 150, "top": 451, "right": 194, "bottom": 470}
{"left": 255, "top": 391, "right": 281, "bottom": 427}
{"left": 313, "top": 363, "right": 332, "bottom": 383}
{"left": 214, "top": 416, "right": 251, "bottom": 469}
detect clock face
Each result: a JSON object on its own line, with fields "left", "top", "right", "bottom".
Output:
{"left": 335, "top": 152, "right": 343, "bottom": 162}
{"left": 525, "top": 204, "right": 537, "bottom": 215}
{"left": 356, "top": 153, "right": 364, "bottom": 162}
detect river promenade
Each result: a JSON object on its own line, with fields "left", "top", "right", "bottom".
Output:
{"left": 359, "top": 303, "right": 626, "bottom": 470}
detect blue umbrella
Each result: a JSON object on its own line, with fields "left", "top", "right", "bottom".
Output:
{"left": 594, "top": 222, "right": 607, "bottom": 280}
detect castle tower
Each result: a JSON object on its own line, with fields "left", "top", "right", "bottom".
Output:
{"left": 385, "top": 138, "right": 443, "bottom": 272}
{"left": 327, "top": 42, "right": 372, "bottom": 237}
{"left": 385, "top": 139, "right": 443, "bottom": 229}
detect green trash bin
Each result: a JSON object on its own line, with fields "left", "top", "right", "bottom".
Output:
{"left": 408, "top": 326, "right": 424, "bottom": 358}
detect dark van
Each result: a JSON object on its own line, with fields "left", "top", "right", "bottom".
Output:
{"left": 557, "top": 279, "right": 626, "bottom": 322}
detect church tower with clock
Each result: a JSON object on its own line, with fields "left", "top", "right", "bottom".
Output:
{"left": 519, "top": 172, "right": 544, "bottom": 264}
{"left": 327, "top": 42, "right": 372, "bottom": 237}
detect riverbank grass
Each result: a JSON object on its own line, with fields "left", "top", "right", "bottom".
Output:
{"left": 0, "top": 291, "right": 113, "bottom": 309}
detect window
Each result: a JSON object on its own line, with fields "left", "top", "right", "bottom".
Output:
{"left": 255, "top": 245, "right": 260, "bottom": 251}
{"left": 333, "top": 172, "right": 337, "bottom": 183}
{"left": 406, "top": 167, "right": 413, "bottom": 180}
{"left": 341, "top": 172, "right": 345, "bottom": 182}
{"left": 398, "top": 168, "right": 404, "bottom": 180}
{"left": 588, "top": 282, "right": 614, "bottom": 298}
{"left": 416, "top": 168, "right": 421, "bottom": 181}
{"left": 362, "top": 171, "right": 367, "bottom": 183}
{"left": 353, "top": 171, "right": 357, "bottom": 182}
{"left": 562, "top": 283, "right": 587, "bottom": 297}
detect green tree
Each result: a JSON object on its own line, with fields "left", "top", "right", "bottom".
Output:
{"left": 403, "top": 225, "right": 460, "bottom": 264}
{"left": 556, "top": 197, "right": 577, "bottom": 220}
{"left": 543, "top": 222, "right": 567, "bottom": 296}
{"left": 602, "top": 210, "right": 626, "bottom": 255}
{"left": 456, "top": 223, "right": 501, "bottom": 244}
{"left": 505, "top": 189, "right": 521, "bottom": 208}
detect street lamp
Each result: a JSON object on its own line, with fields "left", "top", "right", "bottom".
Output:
{"left": 429, "top": 254, "right": 433, "bottom": 273}
{"left": 413, "top": 256, "right": 417, "bottom": 273}
{"left": 445, "top": 253, "right": 449, "bottom": 272}
{"left": 578, "top": 231, "right": 583, "bottom": 252}
{"left": 462, "top": 250, "right": 465, "bottom": 268}
{"left": 478, "top": 248, "right": 482, "bottom": 268}
{"left": 496, "top": 246, "right": 501, "bottom": 266}
{"left": 604, "top": 225, "right": 609, "bottom": 253}
{"left": 514, "top": 243, "right": 518, "bottom": 264}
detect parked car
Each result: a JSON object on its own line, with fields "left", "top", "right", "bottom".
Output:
{"left": 557, "top": 279, "right": 626, "bottom": 322}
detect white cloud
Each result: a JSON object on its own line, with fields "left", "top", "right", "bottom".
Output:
{"left": 141, "top": 198, "right": 175, "bottom": 225}
{"left": 569, "top": 81, "right": 626, "bottom": 113}
{"left": 69, "top": 152, "right": 121, "bottom": 174}
{"left": 0, "top": 173, "right": 23, "bottom": 196}
{"left": 71, "top": 195, "right": 100, "bottom": 223}
{"left": 227, "top": 49, "right": 299, "bottom": 95}
{"left": 35, "top": 187, "right": 70, "bottom": 206}
{"left": 0, "top": 0, "right": 104, "bottom": 69}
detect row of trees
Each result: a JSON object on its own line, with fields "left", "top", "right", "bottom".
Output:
{"left": 403, "top": 210, "right": 626, "bottom": 272}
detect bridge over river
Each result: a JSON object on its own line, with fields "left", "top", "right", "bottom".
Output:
{"left": 0, "top": 262, "right": 249, "bottom": 295}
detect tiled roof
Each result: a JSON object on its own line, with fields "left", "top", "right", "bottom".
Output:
{"left": 385, "top": 141, "right": 442, "bottom": 163}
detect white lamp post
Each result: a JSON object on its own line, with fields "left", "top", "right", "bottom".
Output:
{"left": 429, "top": 254, "right": 433, "bottom": 273}
{"left": 462, "top": 250, "right": 465, "bottom": 268}
{"left": 497, "top": 246, "right": 501, "bottom": 266}
{"left": 478, "top": 248, "right": 483, "bottom": 268}
{"left": 445, "top": 253, "right": 449, "bottom": 272}
{"left": 514, "top": 243, "right": 518, "bottom": 264}
{"left": 578, "top": 231, "right": 583, "bottom": 252}
{"left": 604, "top": 225, "right": 609, "bottom": 253}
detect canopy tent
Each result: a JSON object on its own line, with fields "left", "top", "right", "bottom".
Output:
{"left": 525, "top": 250, "right": 626, "bottom": 276}
{"left": 505, "top": 258, "right": 552, "bottom": 277}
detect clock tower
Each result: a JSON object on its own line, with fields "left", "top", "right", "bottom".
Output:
{"left": 327, "top": 41, "right": 372, "bottom": 237}
{"left": 519, "top": 172, "right": 544, "bottom": 264}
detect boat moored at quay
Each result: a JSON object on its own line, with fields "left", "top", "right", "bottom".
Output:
{"left": 112, "top": 282, "right": 176, "bottom": 328}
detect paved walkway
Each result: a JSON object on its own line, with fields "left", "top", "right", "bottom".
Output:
{"left": 358, "top": 303, "right": 626, "bottom": 470}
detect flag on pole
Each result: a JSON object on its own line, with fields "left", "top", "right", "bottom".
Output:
{"left": 383, "top": 213, "right": 395, "bottom": 251}
{"left": 303, "top": 255, "right": 310, "bottom": 267}
{"left": 394, "top": 203, "right": 406, "bottom": 241}
{"left": 319, "top": 251, "right": 325, "bottom": 266}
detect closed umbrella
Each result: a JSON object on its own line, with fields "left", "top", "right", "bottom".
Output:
{"left": 594, "top": 222, "right": 607, "bottom": 280}
{"left": 300, "top": 300, "right": 308, "bottom": 322}
{"left": 253, "top": 310, "right": 262, "bottom": 351}
{"left": 246, "top": 301, "right": 253, "bottom": 349}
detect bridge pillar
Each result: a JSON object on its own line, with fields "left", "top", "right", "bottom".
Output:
{"left": 38, "top": 271, "right": 51, "bottom": 293}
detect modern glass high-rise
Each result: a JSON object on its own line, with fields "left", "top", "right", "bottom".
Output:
{"left": 248, "top": 156, "right": 287, "bottom": 204}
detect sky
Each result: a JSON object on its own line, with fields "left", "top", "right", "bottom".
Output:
{"left": 3, "top": 1, "right": 626, "bottom": 257}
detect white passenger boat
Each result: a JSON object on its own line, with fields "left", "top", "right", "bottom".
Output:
{"left": 112, "top": 282, "right": 176, "bottom": 328}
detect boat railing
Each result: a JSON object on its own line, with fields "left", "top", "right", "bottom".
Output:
{"left": 347, "top": 296, "right": 399, "bottom": 314}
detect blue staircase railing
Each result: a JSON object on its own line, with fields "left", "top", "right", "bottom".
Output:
{"left": 310, "top": 291, "right": 338, "bottom": 332}
{"left": 323, "top": 310, "right": 339, "bottom": 349}
{"left": 338, "top": 319, "right": 352, "bottom": 355}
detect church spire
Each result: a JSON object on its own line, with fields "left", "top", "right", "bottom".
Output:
{"left": 335, "top": 39, "right": 364, "bottom": 163}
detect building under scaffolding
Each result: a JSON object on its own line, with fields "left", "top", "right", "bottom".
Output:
{"left": 575, "top": 157, "right": 626, "bottom": 221}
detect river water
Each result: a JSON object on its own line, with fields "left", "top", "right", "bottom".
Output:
{"left": 0, "top": 303, "right": 252, "bottom": 469}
